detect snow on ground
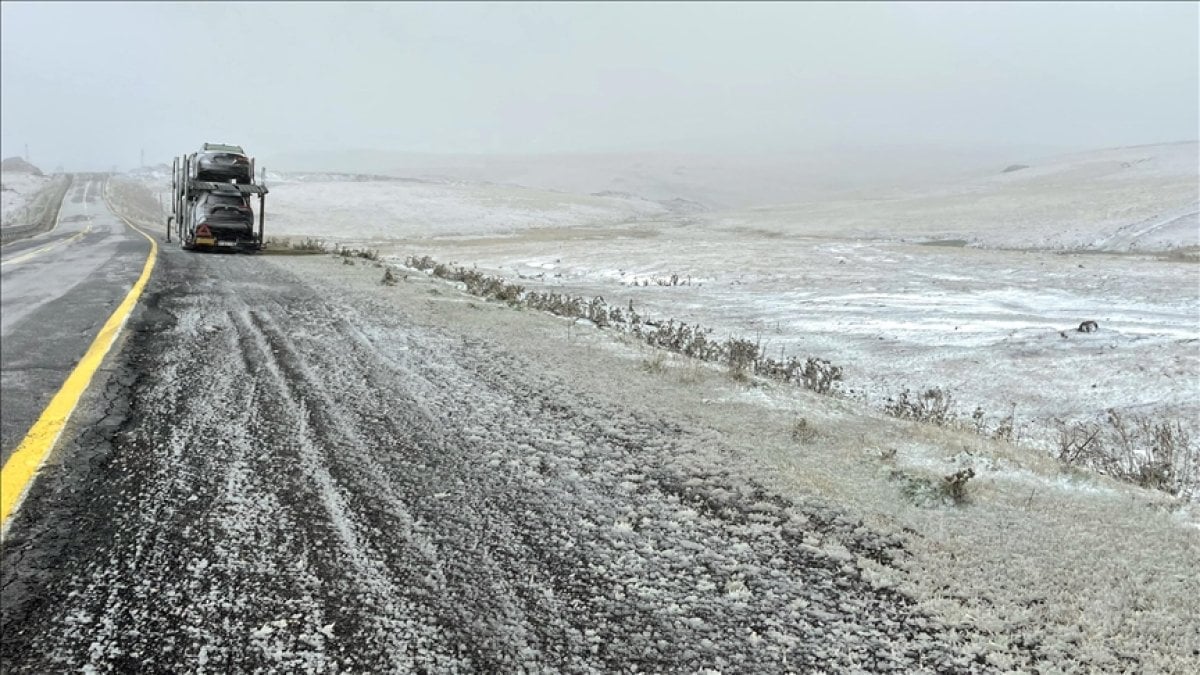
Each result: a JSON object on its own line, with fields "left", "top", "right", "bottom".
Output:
{"left": 126, "top": 140, "right": 1200, "bottom": 460}
{"left": 100, "top": 177, "right": 1200, "bottom": 671}
{"left": 394, "top": 228, "right": 1199, "bottom": 454}
{"left": 1, "top": 171, "right": 52, "bottom": 226}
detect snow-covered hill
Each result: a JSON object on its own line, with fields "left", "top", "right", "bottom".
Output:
{"left": 706, "top": 142, "right": 1199, "bottom": 251}
{"left": 1, "top": 157, "right": 52, "bottom": 227}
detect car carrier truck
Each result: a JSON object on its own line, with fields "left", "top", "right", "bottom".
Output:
{"left": 168, "top": 143, "right": 268, "bottom": 251}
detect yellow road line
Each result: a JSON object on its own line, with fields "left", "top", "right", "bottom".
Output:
{"left": 0, "top": 223, "right": 93, "bottom": 267}
{"left": 0, "top": 185, "right": 158, "bottom": 532}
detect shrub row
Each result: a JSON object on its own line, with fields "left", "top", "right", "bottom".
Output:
{"left": 882, "top": 387, "right": 1197, "bottom": 499}
{"left": 403, "top": 254, "right": 842, "bottom": 394}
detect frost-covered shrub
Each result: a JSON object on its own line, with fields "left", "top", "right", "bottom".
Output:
{"left": 884, "top": 388, "right": 955, "bottom": 425}
{"left": 941, "top": 468, "right": 975, "bottom": 505}
{"left": 890, "top": 468, "right": 973, "bottom": 507}
{"left": 1055, "top": 411, "right": 1197, "bottom": 498}
{"left": 336, "top": 245, "right": 379, "bottom": 260}
{"left": 791, "top": 418, "right": 818, "bottom": 444}
{"left": 725, "top": 337, "right": 759, "bottom": 375}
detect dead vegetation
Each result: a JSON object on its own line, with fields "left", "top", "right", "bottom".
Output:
{"left": 337, "top": 245, "right": 380, "bottom": 261}
{"left": 403, "top": 252, "right": 1196, "bottom": 501}
{"left": 791, "top": 417, "right": 819, "bottom": 444}
{"left": 262, "top": 237, "right": 327, "bottom": 255}
{"left": 623, "top": 273, "right": 695, "bottom": 287}
{"left": 1157, "top": 246, "right": 1200, "bottom": 263}
{"left": 404, "top": 254, "right": 844, "bottom": 395}
{"left": 883, "top": 388, "right": 954, "bottom": 426}
{"left": 1054, "top": 410, "right": 1196, "bottom": 498}
{"left": 291, "top": 238, "right": 325, "bottom": 252}
{"left": 639, "top": 351, "right": 667, "bottom": 374}
{"left": 941, "top": 468, "right": 976, "bottom": 504}
{"left": 889, "top": 466, "right": 976, "bottom": 507}
{"left": 884, "top": 385, "right": 1197, "bottom": 499}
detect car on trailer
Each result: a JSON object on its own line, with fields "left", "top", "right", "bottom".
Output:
{"left": 189, "top": 188, "right": 258, "bottom": 250}
{"left": 192, "top": 142, "right": 254, "bottom": 184}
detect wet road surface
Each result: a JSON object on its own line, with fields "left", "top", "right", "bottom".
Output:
{"left": 1, "top": 175, "right": 150, "bottom": 465}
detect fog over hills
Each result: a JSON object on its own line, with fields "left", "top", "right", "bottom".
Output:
{"left": 263, "top": 143, "right": 1093, "bottom": 210}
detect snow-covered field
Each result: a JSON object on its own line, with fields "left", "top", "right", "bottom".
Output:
{"left": 1, "top": 171, "right": 52, "bottom": 226}
{"left": 398, "top": 231, "right": 1198, "bottom": 448}
{"left": 132, "top": 169, "right": 675, "bottom": 240}
{"left": 132, "top": 140, "right": 1200, "bottom": 472}
{"left": 261, "top": 145, "right": 1052, "bottom": 210}
{"left": 265, "top": 177, "right": 671, "bottom": 239}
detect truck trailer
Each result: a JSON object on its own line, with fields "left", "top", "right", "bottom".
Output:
{"left": 168, "top": 144, "right": 269, "bottom": 251}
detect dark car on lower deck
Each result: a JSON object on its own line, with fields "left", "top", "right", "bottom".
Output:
{"left": 192, "top": 191, "right": 257, "bottom": 249}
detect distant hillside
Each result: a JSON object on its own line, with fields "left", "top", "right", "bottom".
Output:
{"left": 261, "top": 144, "right": 1071, "bottom": 210}
{"left": 0, "top": 157, "right": 43, "bottom": 175}
{"left": 704, "top": 141, "right": 1200, "bottom": 252}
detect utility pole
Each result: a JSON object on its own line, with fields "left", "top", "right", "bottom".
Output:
{"left": 24, "top": 144, "right": 29, "bottom": 162}
{"left": 140, "top": 148, "right": 145, "bottom": 168}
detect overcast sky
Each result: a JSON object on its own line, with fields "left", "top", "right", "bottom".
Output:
{"left": 1, "top": 1, "right": 1197, "bottom": 170}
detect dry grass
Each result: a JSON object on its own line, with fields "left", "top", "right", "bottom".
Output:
{"left": 882, "top": 384, "right": 1198, "bottom": 499}
{"left": 1158, "top": 246, "right": 1200, "bottom": 263}
{"left": 290, "top": 238, "right": 326, "bottom": 252}
{"left": 640, "top": 351, "right": 667, "bottom": 374}
{"left": 261, "top": 237, "right": 327, "bottom": 255}
{"left": 338, "top": 245, "right": 381, "bottom": 261}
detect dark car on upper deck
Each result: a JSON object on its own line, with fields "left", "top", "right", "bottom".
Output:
{"left": 193, "top": 143, "right": 253, "bottom": 184}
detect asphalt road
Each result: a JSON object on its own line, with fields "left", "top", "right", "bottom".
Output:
{"left": 0, "top": 190, "right": 1008, "bottom": 672}
{"left": 0, "top": 175, "right": 150, "bottom": 466}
